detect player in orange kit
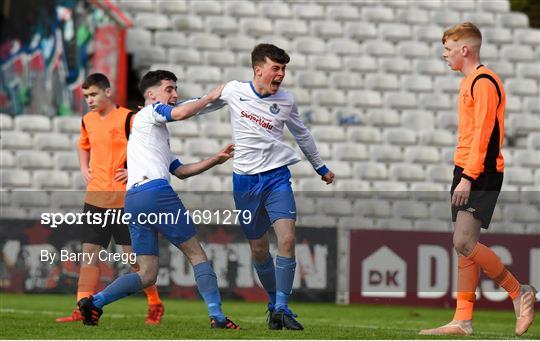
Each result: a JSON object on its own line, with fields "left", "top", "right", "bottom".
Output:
{"left": 56, "top": 73, "right": 165, "bottom": 324}
{"left": 419, "top": 23, "right": 536, "bottom": 337}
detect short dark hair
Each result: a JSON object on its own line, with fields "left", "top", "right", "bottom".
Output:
{"left": 251, "top": 43, "right": 290, "bottom": 68}
{"left": 82, "top": 73, "right": 110, "bottom": 90}
{"left": 139, "top": 70, "right": 177, "bottom": 96}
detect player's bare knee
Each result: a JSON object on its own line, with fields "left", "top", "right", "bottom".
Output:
{"left": 453, "top": 238, "right": 474, "bottom": 256}
{"left": 82, "top": 244, "right": 101, "bottom": 265}
{"left": 279, "top": 233, "right": 295, "bottom": 253}
{"left": 251, "top": 247, "right": 269, "bottom": 263}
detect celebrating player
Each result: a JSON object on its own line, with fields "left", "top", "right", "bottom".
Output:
{"left": 56, "top": 73, "right": 165, "bottom": 325}
{"left": 419, "top": 23, "right": 537, "bottom": 336}
{"left": 212, "top": 44, "right": 335, "bottom": 330}
{"left": 77, "top": 70, "right": 240, "bottom": 329}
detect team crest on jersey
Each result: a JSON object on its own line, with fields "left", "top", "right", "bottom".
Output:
{"left": 269, "top": 103, "right": 280, "bottom": 115}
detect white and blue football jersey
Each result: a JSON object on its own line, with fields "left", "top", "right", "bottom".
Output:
{"left": 126, "top": 102, "right": 181, "bottom": 189}
{"left": 217, "top": 80, "right": 325, "bottom": 175}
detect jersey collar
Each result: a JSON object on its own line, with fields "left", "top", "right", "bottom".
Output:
{"left": 249, "top": 81, "right": 272, "bottom": 99}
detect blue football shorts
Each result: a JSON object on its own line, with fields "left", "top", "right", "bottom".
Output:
{"left": 233, "top": 165, "right": 296, "bottom": 240}
{"left": 125, "top": 179, "right": 196, "bottom": 256}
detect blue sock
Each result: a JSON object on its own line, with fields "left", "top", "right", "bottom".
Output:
{"left": 253, "top": 254, "right": 276, "bottom": 306}
{"left": 92, "top": 273, "right": 142, "bottom": 309}
{"left": 275, "top": 255, "right": 296, "bottom": 311}
{"left": 194, "top": 261, "right": 224, "bottom": 321}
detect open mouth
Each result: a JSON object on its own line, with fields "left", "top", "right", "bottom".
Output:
{"left": 271, "top": 80, "right": 282, "bottom": 89}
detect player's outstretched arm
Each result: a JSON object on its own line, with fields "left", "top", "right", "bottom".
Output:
{"left": 173, "top": 144, "right": 234, "bottom": 179}
{"left": 170, "top": 84, "right": 225, "bottom": 121}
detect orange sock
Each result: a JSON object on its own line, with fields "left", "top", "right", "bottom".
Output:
{"left": 77, "top": 266, "right": 100, "bottom": 301}
{"left": 467, "top": 242, "right": 521, "bottom": 300}
{"left": 144, "top": 285, "right": 162, "bottom": 306}
{"left": 453, "top": 255, "right": 480, "bottom": 321}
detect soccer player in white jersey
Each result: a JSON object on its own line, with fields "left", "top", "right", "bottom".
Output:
{"left": 77, "top": 70, "right": 240, "bottom": 329}
{"left": 217, "top": 44, "right": 335, "bottom": 330}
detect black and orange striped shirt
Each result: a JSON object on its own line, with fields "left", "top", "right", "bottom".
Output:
{"left": 455, "top": 65, "right": 505, "bottom": 181}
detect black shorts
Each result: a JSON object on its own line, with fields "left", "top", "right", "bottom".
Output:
{"left": 80, "top": 203, "right": 131, "bottom": 248}
{"left": 450, "top": 166, "right": 503, "bottom": 229}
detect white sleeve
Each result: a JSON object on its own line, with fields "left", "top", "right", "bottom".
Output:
{"left": 285, "top": 100, "right": 325, "bottom": 171}
{"left": 177, "top": 97, "right": 227, "bottom": 116}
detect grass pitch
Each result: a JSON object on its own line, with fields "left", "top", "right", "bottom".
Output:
{"left": 0, "top": 293, "right": 538, "bottom": 339}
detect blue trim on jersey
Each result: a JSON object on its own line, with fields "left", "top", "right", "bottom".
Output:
{"left": 169, "top": 159, "right": 182, "bottom": 174}
{"left": 153, "top": 102, "right": 173, "bottom": 121}
{"left": 316, "top": 165, "right": 330, "bottom": 176}
{"left": 249, "top": 81, "right": 271, "bottom": 99}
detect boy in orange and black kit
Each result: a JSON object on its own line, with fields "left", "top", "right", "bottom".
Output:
{"left": 419, "top": 23, "right": 536, "bottom": 337}
{"left": 56, "top": 73, "right": 165, "bottom": 324}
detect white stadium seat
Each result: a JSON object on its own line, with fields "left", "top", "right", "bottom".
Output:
{"left": 186, "top": 66, "right": 221, "bottom": 83}
{"left": 514, "top": 150, "right": 540, "bottom": 168}
{"left": 366, "top": 109, "right": 400, "bottom": 127}
{"left": 241, "top": 18, "right": 273, "bottom": 37}
{"left": 158, "top": 1, "right": 188, "bottom": 14}
{"left": 259, "top": 2, "right": 291, "bottom": 18}
{"left": 224, "top": 35, "right": 257, "bottom": 52}
{"left": 206, "top": 51, "right": 235, "bottom": 67}
{"left": 501, "top": 13, "right": 529, "bottom": 28}
{"left": 224, "top": 67, "right": 252, "bottom": 82}
{"left": 500, "top": 45, "right": 535, "bottom": 62}
{"left": 344, "top": 56, "right": 378, "bottom": 73}
{"left": 1, "top": 170, "right": 31, "bottom": 188}
{"left": 402, "top": 75, "right": 433, "bottom": 93}
{"left": 191, "top": 1, "right": 222, "bottom": 15}
{"left": 527, "top": 132, "right": 540, "bottom": 149}
{"left": 293, "top": 37, "right": 326, "bottom": 55}
{"left": 379, "top": 23, "right": 412, "bottom": 42}
{"left": 370, "top": 145, "right": 403, "bottom": 163}
{"left": 0, "top": 113, "right": 13, "bottom": 130}
{"left": 185, "top": 176, "right": 222, "bottom": 192}
{"left": 415, "top": 26, "right": 444, "bottom": 43}
{"left": 503, "top": 204, "right": 539, "bottom": 224}
{"left": 517, "top": 63, "right": 540, "bottom": 80}
{"left": 293, "top": 3, "right": 324, "bottom": 20}
{"left": 0, "top": 150, "right": 14, "bottom": 168}
{"left": 434, "top": 75, "right": 462, "bottom": 93}
{"left": 312, "top": 21, "right": 343, "bottom": 38}
{"left": 363, "top": 40, "right": 395, "bottom": 57}
{"left": 34, "top": 133, "right": 71, "bottom": 151}
{"left": 524, "top": 98, "right": 540, "bottom": 113}
{"left": 55, "top": 152, "right": 80, "bottom": 171}
{"left": 390, "top": 164, "right": 426, "bottom": 182}
{"left": 366, "top": 74, "right": 399, "bottom": 91}
{"left": 186, "top": 138, "right": 220, "bottom": 157}
{"left": 402, "top": 110, "right": 436, "bottom": 131}
{"left": 155, "top": 31, "right": 187, "bottom": 48}
{"left": 396, "top": 41, "right": 431, "bottom": 59}
{"left": 189, "top": 33, "right": 224, "bottom": 51}
{"left": 437, "top": 111, "right": 458, "bottom": 130}
{"left": 419, "top": 130, "right": 454, "bottom": 147}
{"left": 170, "top": 49, "right": 202, "bottom": 65}
{"left": 15, "top": 115, "right": 51, "bottom": 132}
{"left": 1, "top": 131, "right": 33, "bottom": 150}
{"left": 514, "top": 28, "right": 540, "bottom": 46}
{"left": 168, "top": 121, "right": 199, "bottom": 138}
{"left": 207, "top": 16, "right": 238, "bottom": 34}
{"left": 226, "top": 1, "right": 256, "bottom": 17}
{"left": 447, "top": 1, "right": 476, "bottom": 11}
{"left": 427, "top": 165, "right": 453, "bottom": 184}
{"left": 331, "top": 72, "right": 364, "bottom": 90}
{"left": 16, "top": 151, "right": 53, "bottom": 170}
{"left": 328, "top": 5, "right": 361, "bottom": 21}
{"left": 421, "top": 93, "right": 452, "bottom": 110}
{"left": 385, "top": 92, "right": 417, "bottom": 110}
{"left": 134, "top": 13, "right": 170, "bottom": 30}
{"left": 345, "top": 22, "right": 377, "bottom": 41}
{"left": 54, "top": 116, "right": 82, "bottom": 134}
{"left": 173, "top": 15, "right": 204, "bottom": 32}
{"left": 313, "top": 89, "right": 345, "bottom": 106}
{"left": 333, "top": 143, "right": 369, "bottom": 161}
{"left": 363, "top": 6, "right": 394, "bottom": 23}
{"left": 505, "top": 167, "right": 534, "bottom": 186}
{"left": 431, "top": 10, "right": 461, "bottom": 27}
{"left": 383, "top": 128, "right": 417, "bottom": 145}
{"left": 355, "top": 199, "right": 391, "bottom": 218}
{"left": 276, "top": 20, "right": 308, "bottom": 38}
{"left": 311, "top": 126, "right": 347, "bottom": 142}
{"left": 480, "top": 0, "right": 510, "bottom": 12}
{"left": 405, "top": 146, "right": 440, "bottom": 164}
{"left": 415, "top": 60, "right": 446, "bottom": 76}
{"left": 397, "top": 8, "right": 430, "bottom": 25}
{"left": 319, "top": 198, "right": 354, "bottom": 217}
{"left": 348, "top": 126, "right": 382, "bottom": 144}
{"left": 328, "top": 38, "right": 361, "bottom": 55}
{"left": 380, "top": 58, "right": 411, "bottom": 74}
{"left": 12, "top": 190, "right": 49, "bottom": 207}
{"left": 507, "top": 114, "right": 540, "bottom": 136}
{"left": 354, "top": 162, "right": 388, "bottom": 181}
{"left": 486, "top": 61, "right": 514, "bottom": 78}
{"left": 50, "top": 191, "right": 85, "bottom": 210}
{"left": 462, "top": 12, "right": 496, "bottom": 27}
{"left": 33, "top": 170, "right": 71, "bottom": 189}
{"left": 484, "top": 27, "right": 513, "bottom": 45}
